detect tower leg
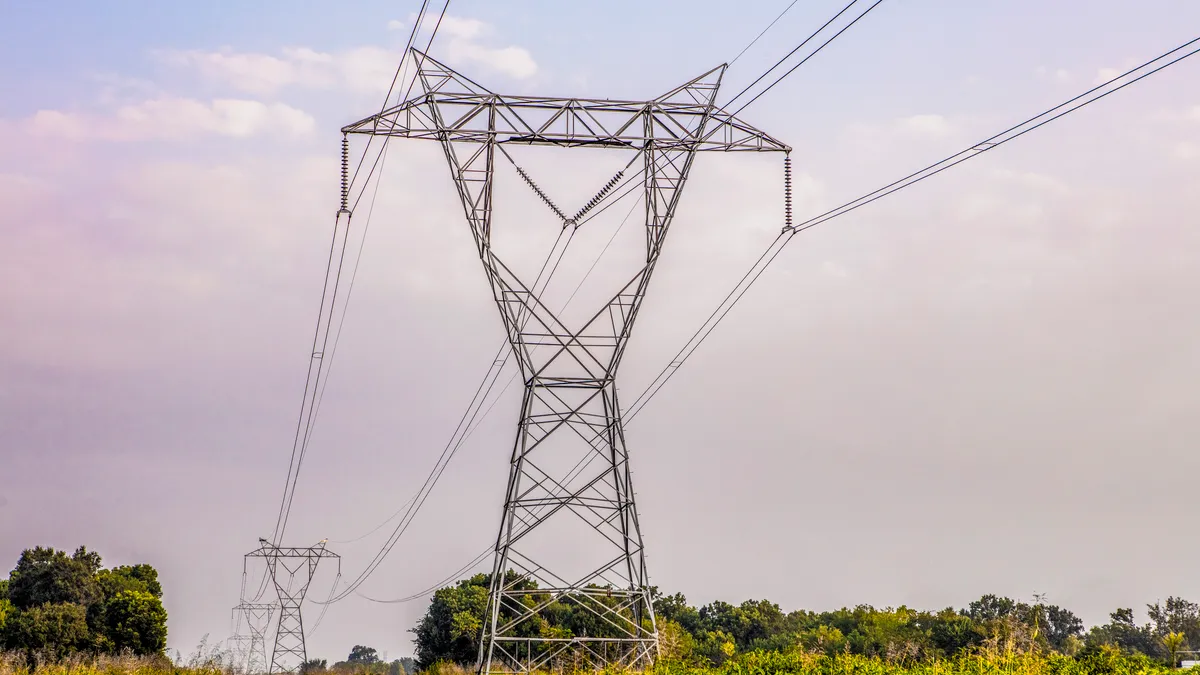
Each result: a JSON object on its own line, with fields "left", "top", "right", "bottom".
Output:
{"left": 477, "top": 377, "right": 657, "bottom": 674}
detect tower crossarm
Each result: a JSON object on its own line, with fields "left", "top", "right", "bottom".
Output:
{"left": 341, "top": 95, "right": 790, "bottom": 153}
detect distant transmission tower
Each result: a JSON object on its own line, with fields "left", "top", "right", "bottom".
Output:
{"left": 232, "top": 602, "right": 276, "bottom": 673}
{"left": 227, "top": 635, "right": 252, "bottom": 673}
{"left": 246, "top": 540, "right": 339, "bottom": 674}
{"left": 344, "top": 51, "right": 788, "bottom": 673}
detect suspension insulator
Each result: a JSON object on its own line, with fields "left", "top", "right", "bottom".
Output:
{"left": 515, "top": 164, "right": 568, "bottom": 223}
{"left": 340, "top": 134, "right": 350, "bottom": 214}
{"left": 783, "top": 153, "right": 793, "bottom": 231}
{"left": 572, "top": 169, "right": 625, "bottom": 223}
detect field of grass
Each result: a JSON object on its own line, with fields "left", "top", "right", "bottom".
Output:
{"left": 416, "top": 648, "right": 1178, "bottom": 675}
{"left": 2, "top": 647, "right": 1183, "bottom": 675}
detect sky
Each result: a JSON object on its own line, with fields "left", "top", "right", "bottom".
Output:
{"left": 2, "top": 0, "right": 1200, "bottom": 663}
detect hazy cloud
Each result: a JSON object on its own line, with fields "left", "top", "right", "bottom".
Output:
{"left": 399, "top": 12, "right": 539, "bottom": 80}
{"left": 1035, "top": 65, "right": 1072, "bottom": 83}
{"left": 164, "top": 14, "right": 538, "bottom": 95}
{"left": 1173, "top": 141, "right": 1200, "bottom": 160}
{"left": 898, "top": 114, "right": 956, "bottom": 138}
{"left": 1094, "top": 67, "right": 1122, "bottom": 84}
{"left": 25, "top": 97, "right": 315, "bottom": 142}
{"left": 157, "top": 46, "right": 398, "bottom": 95}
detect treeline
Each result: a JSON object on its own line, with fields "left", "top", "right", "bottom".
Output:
{"left": 301, "top": 645, "right": 415, "bottom": 675}
{"left": 0, "top": 547, "right": 167, "bottom": 661}
{"left": 412, "top": 573, "right": 1200, "bottom": 669}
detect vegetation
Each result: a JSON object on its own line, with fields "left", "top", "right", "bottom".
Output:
{"left": 413, "top": 572, "right": 1200, "bottom": 673}
{"left": 0, "top": 547, "right": 167, "bottom": 662}
{"left": 301, "top": 645, "right": 415, "bottom": 675}
{"left": 5, "top": 544, "right": 1198, "bottom": 675}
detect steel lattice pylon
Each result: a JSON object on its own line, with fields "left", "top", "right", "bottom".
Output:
{"left": 232, "top": 602, "right": 276, "bottom": 673}
{"left": 344, "top": 51, "right": 788, "bottom": 674}
{"left": 246, "top": 541, "right": 339, "bottom": 674}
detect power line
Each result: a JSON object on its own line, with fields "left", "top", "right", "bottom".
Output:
{"left": 317, "top": 186, "right": 645, "bottom": 606}
{"left": 729, "top": 0, "right": 802, "bottom": 67}
{"left": 722, "top": 0, "right": 875, "bottom": 111}
{"left": 319, "top": 159, "right": 588, "bottom": 604}
{"left": 624, "top": 33, "right": 1200, "bottom": 424}
{"left": 268, "top": 0, "right": 441, "bottom": 547}
{"left": 731, "top": 0, "right": 884, "bottom": 116}
{"left": 346, "top": 34, "right": 1200, "bottom": 607}
{"left": 310, "top": 0, "right": 876, "bottom": 603}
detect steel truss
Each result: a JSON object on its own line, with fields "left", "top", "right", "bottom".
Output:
{"left": 344, "top": 51, "right": 788, "bottom": 674}
{"left": 232, "top": 602, "right": 276, "bottom": 673}
{"left": 246, "top": 541, "right": 339, "bottom": 674}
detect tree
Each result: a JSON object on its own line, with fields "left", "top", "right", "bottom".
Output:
{"left": 348, "top": 645, "right": 380, "bottom": 664}
{"left": 926, "top": 608, "right": 983, "bottom": 656}
{"left": 1163, "top": 631, "right": 1188, "bottom": 668}
{"left": 964, "top": 595, "right": 1020, "bottom": 622}
{"left": 7, "top": 547, "right": 101, "bottom": 609}
{"left": 102, "top": 589, "right": 168, "bottom": 655}
{"left": 411, "top": 575, "right": 491, "bottom": 668}
{"left": 1149, "top": 597, "right": 1200, "bottom": 651}
{"left": 1, "top": 545, "right": 168, "bottom": 659}
{"left": 1043, "top": 605, "right": 1085, "bottom": 652}
{"left": 1, "top": 602, "right": 91, "bottom": 658}
{"left": 1088, "top": 608, "right": 1160, "bottom": 657}
{"left": 0, "top": 580, "right": 11, "bottom": 638}
{"left": 302, "top": 658, "right": 328, "bottom": 673}
{"left": 653, "top": 591, "right": 701, "bottom": 634}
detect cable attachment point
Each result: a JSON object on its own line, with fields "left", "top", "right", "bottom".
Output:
{"left": 572, "top": 169, "right": 625, "bottom": 224}
{"left": 782, "top": 153, "right": 793, "bottom": 232}
{"left": 339, "top": 134, "right": 350, "bottom": 215}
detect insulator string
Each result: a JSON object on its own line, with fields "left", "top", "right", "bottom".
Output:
{"left": 572, "top": 169, "right": 625, "bottom": 224}
{"left": 513, "top": 162, "right": 569, "bottom": 225}
{"left": 340, "top": 134, "right": 350, "bottom": 214}
{"left": 783, "top": 153, "right": 793, "bottom": 230}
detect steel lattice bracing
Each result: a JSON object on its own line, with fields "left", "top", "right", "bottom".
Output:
{"left": 246, "top": 541, "right": 339, "bottom": 674}
{"left": 232, "top": 602, "right": 276, "bottom": 673}
{"left": 345, "top": 51, "right": 788, "bottom": 674}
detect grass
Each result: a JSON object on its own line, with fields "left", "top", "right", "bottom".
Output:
{"left": 1, "top": 647, "right": 1184, "bottom": 675}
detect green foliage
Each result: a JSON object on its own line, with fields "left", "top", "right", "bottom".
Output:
{"left": 7, "top": 548, "right": 101, "bottom": 610}
{"left": 301, "top": 658, "right": 328, "bottom": 673}
{"left": 410, "top": 575, "right": 1198, "bottom": 672}
{"left": 347, "top": 646, "right": 379, "bottom": 664}
{"left": 1, "top": 603, "right": 91, "bottom": 659}
{"left": 100, "top": 591, "right": 167, "bottom": 656}
{"left": 1, "top": 547, "right": 167, "bottom": 660}
{"left": 0, "top": 597, "right": 11, "bottom": 639}
{"left": 411, "top": 574, "right": 491, "bottom": 669}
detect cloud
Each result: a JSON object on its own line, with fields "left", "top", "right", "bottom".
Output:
{"left": 26, "top": 97, "right": 315, "bottom": 142}
{"left": 397, "top": 13, "right": 538, "bottom": 81}
{"left": 990, "top": 168, "right": 1069, "bottom": 194}
{"left": 1035, "top": 66, "right": 1072, "bottom": 83}
{"left": 157, "top": 46, "right": 393, "bottom": 94}
{"left": 898, "top": 114, "right": 954, "bottom": 138}
{"left": 163, "top": 14, "right": 537, "bottom": 95}
{"left": 1173, "top": 142, "right": 1200, "bottom": 160}
{"left": 1094, "top": 67, "right": 1122, "bottom": 85}
{"left": 444, "top": 42, "right": 537, "bottom": 80}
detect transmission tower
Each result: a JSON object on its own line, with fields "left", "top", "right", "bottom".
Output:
{"left": 232, "top": 602, "right": 276, "bottom": 673}
{"left": 246, "top": 540, "right": 339, "bottom": 674}
{"left": 227, "top": 635, "right": 253, "bottom": 673}
{"left": 343, "top": 50, "right": 788, "bottom": 673}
